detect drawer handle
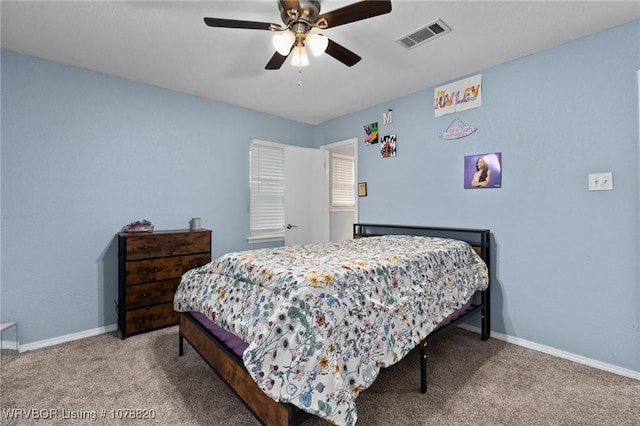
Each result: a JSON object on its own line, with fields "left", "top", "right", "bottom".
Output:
{"left": 149, "top": 315, "right": 159, "bottom": 321}
{"left": 181, "top": 242, "right": 193, "bottom": 246}
{"left": 136, "top": 294, "right": 150, "bottom": 300}
{"left": 152, "top": 267, "right": 160, "bottom": 273}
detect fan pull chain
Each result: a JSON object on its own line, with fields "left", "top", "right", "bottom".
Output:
{"left": 297, "top": 66, "right": 303, "bottom": 87}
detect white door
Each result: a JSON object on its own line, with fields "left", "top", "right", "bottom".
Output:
{"left": 284, "top": 145, "right": 327, "bottom": 246}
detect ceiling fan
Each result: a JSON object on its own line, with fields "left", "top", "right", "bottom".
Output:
{"left": 203, "top": 0, "right": 392, "bottom": 70}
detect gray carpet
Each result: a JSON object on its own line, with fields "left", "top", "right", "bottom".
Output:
{"left": 1, "top": 327, "right": 638, "bottom": 425}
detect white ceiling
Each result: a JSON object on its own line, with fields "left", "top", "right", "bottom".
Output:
{"left": 2, "top": 1, "right": 639, "bottom": 125}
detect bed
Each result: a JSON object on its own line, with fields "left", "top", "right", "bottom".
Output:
{"left": 174, "top": 223, "right": 491, "bottom": 426}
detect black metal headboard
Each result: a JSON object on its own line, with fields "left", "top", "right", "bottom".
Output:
{"left": 353, "top": 223, "right": 491, "bottom": 268}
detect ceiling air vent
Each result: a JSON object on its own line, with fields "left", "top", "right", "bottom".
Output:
{"left": 396, "top": 19, "right": 452, "bottom": 50}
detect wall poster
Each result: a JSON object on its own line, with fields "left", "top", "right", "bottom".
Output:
{"left": 464, "top": 152, "right": 501, "bottom": 189}
{"left": 364, "top": 122, "right": 379, "bottom": 145}
{"left": 380, "top": 134, "right": 397, "bottom": 158}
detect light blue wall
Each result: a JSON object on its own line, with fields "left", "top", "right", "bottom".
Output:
{"left": 2, "top": 21, "right": 639, "bottom": 374}
{"left": 314, "top": 21, "right": 640, "bottom": 372}
{"left": 0, "top": 49, "right": 313, "bottom": 344}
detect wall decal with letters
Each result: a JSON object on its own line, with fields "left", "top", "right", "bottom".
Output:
{"left": 434, "top": 74, "right": 482, "bottom": 117}
{"left": 439, "top": 118, "right": 477, "bottom": 139}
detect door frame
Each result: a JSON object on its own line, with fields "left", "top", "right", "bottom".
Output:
{"left": 321, "top": 137, "right": 358, "bottom": 241}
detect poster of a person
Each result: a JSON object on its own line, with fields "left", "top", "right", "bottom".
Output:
{"left": 464, "top": 152, "right": 501, "bottom": 189}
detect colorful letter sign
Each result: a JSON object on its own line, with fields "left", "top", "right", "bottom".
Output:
{"left": 434, "top": 74, "right": 482, "bottom": 117}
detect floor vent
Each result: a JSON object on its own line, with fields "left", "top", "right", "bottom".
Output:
{"left": 396, "top": 19, "right": 452, "bottom": 50}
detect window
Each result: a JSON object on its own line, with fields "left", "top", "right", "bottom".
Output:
{"left": 330, "top": 153, "right": 355, "bottom": 209}
{"left": 249, "top": 140, "right": 285, "bottom": 241}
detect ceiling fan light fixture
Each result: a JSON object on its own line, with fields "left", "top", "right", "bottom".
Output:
{"left": 307, "top": 33, "right": 328, "bottom": 56}
{"left": 290, "top": 45, "right": 309, "bottom": 67}
{"left": 204, "top": 0, "right": 392, "bottom": 71}
{"left": 273, "top": 30, "right": 295, "bottom": 56}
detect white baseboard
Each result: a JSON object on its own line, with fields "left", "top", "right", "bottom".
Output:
{"left": 19, "top": 324, "right": 118, "bottom": 353}
{"left": 458, "top": 324, "right": 640, "bottom": 381}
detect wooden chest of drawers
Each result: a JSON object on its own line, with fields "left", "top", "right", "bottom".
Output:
{"left": 117, "top": 229, "right": 212, "bottom": 339}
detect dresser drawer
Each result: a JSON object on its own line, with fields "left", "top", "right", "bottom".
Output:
{"left": 126, "top": 279, "right": 178, "bottom": 310}
{"left": 124, "top": 253, "right": 211, "bottom": 286}
{"left": 125, "top": 303, "right": 178, "bottom": 336}
{"left": 124, "top": 231, "right": 211, "bottom": 261}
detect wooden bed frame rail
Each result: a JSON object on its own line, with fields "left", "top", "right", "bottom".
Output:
{"left": 179, "top": 223, "right": 492, "bottom": 425}
{"left": 179, "top": 313, "right": 311, "bottom": 426}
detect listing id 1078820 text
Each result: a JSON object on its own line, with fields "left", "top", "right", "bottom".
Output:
{"left": 1, "top": 408, "right": 156, "bottom": 421}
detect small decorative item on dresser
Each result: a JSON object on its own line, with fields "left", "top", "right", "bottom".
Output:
{"left": 124, "top": 219, "right": 154, "bottom": 233}
{"left": 190, "top": 217, "right": 201, "bottom": 230}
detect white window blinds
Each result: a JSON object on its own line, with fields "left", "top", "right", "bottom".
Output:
{"left": 330, "top": 153, "right": 355, "bottom": 208}
{"left": 250, "top": 140, "right": 285, "bottom": 239}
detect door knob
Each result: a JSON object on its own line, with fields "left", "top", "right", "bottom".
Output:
{"left": 286, "top": 224, "right": 299, "bottom": 229}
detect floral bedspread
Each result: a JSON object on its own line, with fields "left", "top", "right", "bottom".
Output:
{"left": 174, "top": 235, "right": 488, "bottom": 426}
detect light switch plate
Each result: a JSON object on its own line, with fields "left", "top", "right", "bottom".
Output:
{"left": 588, "top": 172, "right": 613, "bottom": 191}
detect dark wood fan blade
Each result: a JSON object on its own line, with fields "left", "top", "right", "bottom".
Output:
{"left": 265, "top": 52, "right": 289, "bottom": 70}
{"left": 317, "top": 0, "right": 392, "bottom": 28}
{"left": 325, "top": 39, "right": 361, "bottom": 67}
{"left": 204, "top": 17, "right": 281, "bottom": 31}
